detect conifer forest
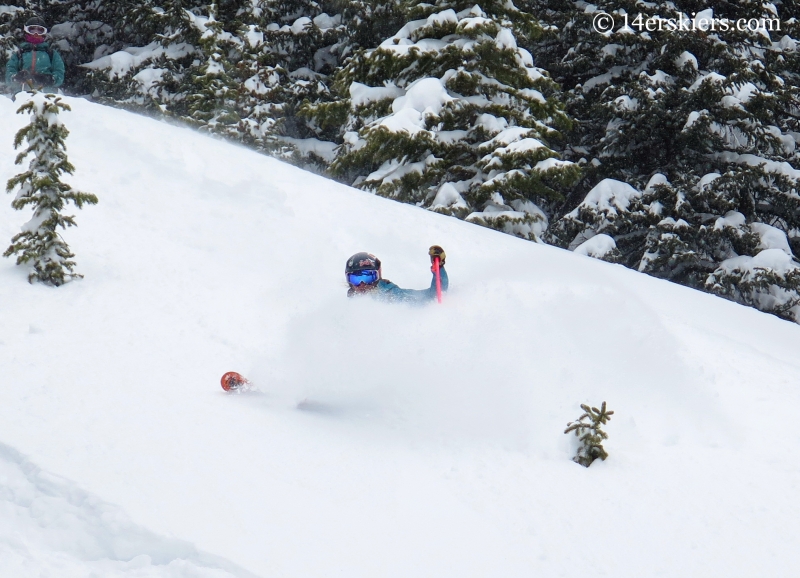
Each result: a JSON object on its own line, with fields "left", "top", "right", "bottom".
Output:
{"left": 2, "top": 0, "right": 799, "bottom": 321}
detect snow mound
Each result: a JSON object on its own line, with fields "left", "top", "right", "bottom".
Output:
{"left": 574, "top": 233, "right": 617, "bottom": 259}
{"left": 0, "top": 442, "right": 252, "bottom": 578}
{"left": 391, "top": 77, "right": 452, "bottom": 116}
{"left": 575, "top": 178, "right": 641, "bottom": 214}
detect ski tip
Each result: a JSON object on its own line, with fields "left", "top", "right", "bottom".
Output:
{"left": 221, "top": 371, "right": 249, "bottom": 392}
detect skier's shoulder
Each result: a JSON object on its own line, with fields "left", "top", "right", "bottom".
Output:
{"left": 42, "top": 42, "right": 61, "bottom": 56}
{"left": 377, "top": 278, "right": 399, "bottom": 292}
{"left": 18, "top": 41, "right": 57, "bottom": 54}
{"left": 42, "top": 42, "right": 59, "bottom": 56}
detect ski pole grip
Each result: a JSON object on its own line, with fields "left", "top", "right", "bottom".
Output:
{"left": 434, "top": 257, "right": 442, "bottom": 303}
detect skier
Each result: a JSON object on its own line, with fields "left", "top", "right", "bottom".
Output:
{"left": 345, "top": 246, "right": 448, "bottom": 302}
{"left": 5, "top": 17, "right": 65, "bottom": 93}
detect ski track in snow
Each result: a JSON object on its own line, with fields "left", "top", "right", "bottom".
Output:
{"left": 1, "top": 93, "right": 800, "bottom": 576}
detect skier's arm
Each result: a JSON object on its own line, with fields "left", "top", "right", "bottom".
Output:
{"left": 378, "top": 264, "right": 448, "bottom": 303}
{"left": 434, "top": 265, "right": 448, "bottom": 292}
{"left": 50, "top": 50, "right": 65, "bottom": 87}
{"left": 375, "top": 246, "right": 449, "bottom": 303}
{"left": 379, "top": 279, "right": 436, "bottom": 302}
{"left": 418, "top": 265, "right": 449, "bottom": 299}
{"left": 415, "top": 265, "right": 448, "bottom": 299}
{"left": 5, "top": 52, "right": 19, "bottom": 85}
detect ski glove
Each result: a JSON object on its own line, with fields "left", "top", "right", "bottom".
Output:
{"left": 12, "top": 70, "right": 30, "bottom": 82}
{"left": 31, "top": 73, "right": 53, "bottom": 86}
{"left": 429, "top": 245, "right": 446, "bottom": 266}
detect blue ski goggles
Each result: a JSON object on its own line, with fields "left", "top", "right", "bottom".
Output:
{"left": 347, "top": 269, "right": 379, "bottom": 286}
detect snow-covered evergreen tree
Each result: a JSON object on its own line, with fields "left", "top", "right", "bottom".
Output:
{"left": 236, "top": 0, "right": 401, "bottom": 164}
{"left": 4, "top": 93, "right": 98, "bottom": 286}
{"left": 545, "top": 1, "right": 800, "bottom": 320}
{"left": 234, "top": 0, "right": 347, "bottom": 160}
{"left": 35, "top": 0, "right": 400, "bottom": 167}
{"left": 78, "top": 1, "right": 353, "bottom": 164}
{"left": 306, "top": 0, "right": 580, "bottom": 240}
{"left": 185, "top": 2, "right": 242, "bottom": 132}
{"left": 79, "top": 0, "right": 204, "bottom": 112}
{"left": 45, "top": 0, "right": 118, "bottom": 81}
{"left": 338, "top": 0, "right": 404, "bottom": 54}
{"left": 1, "top": 9, "right": 20, "bottom": 79}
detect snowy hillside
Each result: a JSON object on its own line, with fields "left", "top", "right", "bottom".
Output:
{"left": 1, "top": 95, "right": 800, "bottom": 577}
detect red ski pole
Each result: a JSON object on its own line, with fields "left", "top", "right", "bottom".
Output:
{"left": 434, "top": 256, "right": 442, "bottom": 303}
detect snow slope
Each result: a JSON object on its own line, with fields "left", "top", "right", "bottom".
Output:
{"left": 1, "top": 94, "right": 799, "bottom": 577}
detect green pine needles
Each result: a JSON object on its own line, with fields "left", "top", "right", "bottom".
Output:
{"left": 298, "top": 0, "right": 582, "bottom": 241}
{"left": 186, "top": 2, "right": 241, "bottom": 130}
{"left": 4, "top": 93, "right": 98, "bottom": 286}
{"left": 564, "top": 402, "right": 614, "bottom": 468}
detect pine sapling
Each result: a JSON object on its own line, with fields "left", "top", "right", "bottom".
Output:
{"left": 4, "top": 93, "right": 98, "bottom": 286}
{"left": 564, "top": 402, "right": 614, "bottom": 467}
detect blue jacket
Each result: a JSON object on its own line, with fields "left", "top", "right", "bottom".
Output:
{"left": 5, "top": 42, "right": 65, "bottom": 89}
{"left": 349, "top": 267, "right": 449, "bottom": 303}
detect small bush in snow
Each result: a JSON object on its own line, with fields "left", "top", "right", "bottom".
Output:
{"left": 4, "top": 93, "right": 98, "bottom": 286}
{"left": 564, "top": 401, "right": 613, "bottom": 468}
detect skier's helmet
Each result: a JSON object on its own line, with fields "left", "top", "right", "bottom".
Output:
{"left": 345, "top": 252, "right": 381, "bottom": 286}
{"left": 24, "top": 17, "right": 47, "bottom": 36}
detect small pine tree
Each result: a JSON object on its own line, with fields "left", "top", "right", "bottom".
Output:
{"left": 564, "top": 402, "right": 614, "bottom": 468}
{"left": 4, "top": 93, "right": 98, "bottom": 286}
